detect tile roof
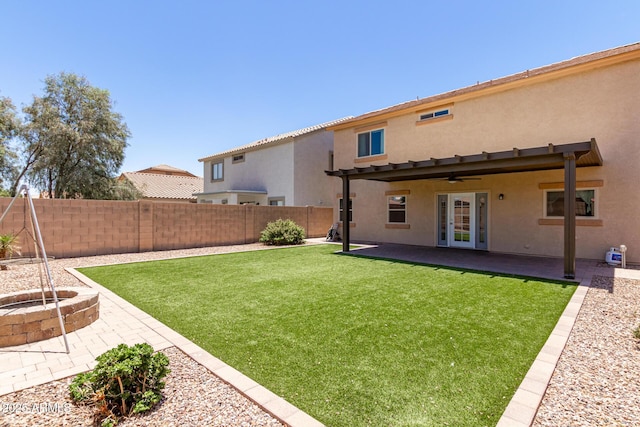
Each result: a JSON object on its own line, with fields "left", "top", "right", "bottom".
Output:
{"left": 137, "top": 164, "right": 197, "bottom": 177}
{"left": 122, "top": 172, "right": 204, "bottom": 200}
{"left": 328, "top": 42, "right": 640, "bottom": 130}
{"left": 198, "top": 116, "right": 354, "bottom": 162}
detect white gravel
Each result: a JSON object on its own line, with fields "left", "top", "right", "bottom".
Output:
{"left": 533, "top": 275, "right": 640, "bottom": 426}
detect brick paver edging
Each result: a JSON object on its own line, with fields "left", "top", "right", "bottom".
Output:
{"left": 495, "top": 272, "right": 593, "bottom": 426}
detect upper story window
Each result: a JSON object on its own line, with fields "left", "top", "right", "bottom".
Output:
{"left": 232, "top": 153, "right": 245, "bottom": 163}
{"left": 211, "top": 161, "right": 223, "bottom": 181}
{"left": 357, "top": 129, "right": 384, "bottom": 158}
{"left": 419, "top": 108, "right": 450, "bottom": 121}
{"left": 544, "top": 189, "right": 596, "bottom": 217}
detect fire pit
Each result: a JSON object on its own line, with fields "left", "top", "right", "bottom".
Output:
{"left": 0, "top": 288, "right": 99, "bottom": 347}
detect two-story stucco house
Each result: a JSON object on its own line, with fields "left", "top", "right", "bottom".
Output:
{"left": 196, "top": 117, "right": 352, "bottom": 206}
{"left": 326, "top": 43, "right": 640, "bottom": 278}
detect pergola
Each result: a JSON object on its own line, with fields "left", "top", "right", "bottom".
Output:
{"left": 326, "top": 139, "right": 603, "bottom": 279}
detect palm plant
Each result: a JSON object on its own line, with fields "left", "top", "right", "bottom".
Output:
{"left": 0, "top": 234, "right": 20, "bottom": 260}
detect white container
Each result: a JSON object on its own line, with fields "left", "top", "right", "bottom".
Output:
{"left": 605, "top": 247, "right": 622, "bottom": 265}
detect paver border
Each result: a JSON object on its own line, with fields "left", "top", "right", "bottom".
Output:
{"left": 496, "top": 271, "right": 593, "bottom": 426}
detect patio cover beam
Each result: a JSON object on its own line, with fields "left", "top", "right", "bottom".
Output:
{"left": 327, "top": 139, "right": 603, "bottom": 278}
{"left": 327, "top": 139, "right": 601, "bottom": 182}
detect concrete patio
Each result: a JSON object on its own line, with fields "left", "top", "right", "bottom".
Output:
{"left": 343, "top": 241, "right": 603, "bottom": 282}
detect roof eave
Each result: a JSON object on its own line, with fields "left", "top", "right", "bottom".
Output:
{"left": 328, "top": 43, "right": 640, "bottom": 132}
{"left": 198, "top": 135, "right": 296, "bottom": 163}
{"left": 198, "top": 116, "right": 354, "bottom": 162}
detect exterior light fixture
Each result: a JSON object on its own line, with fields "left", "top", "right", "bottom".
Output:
{"left": 498, "top": 193, "right": 504, "bottom": 200}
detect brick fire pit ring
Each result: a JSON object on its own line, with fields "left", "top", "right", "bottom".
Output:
{"left": 0, "top": 288, "right": 99, "bottom": 347}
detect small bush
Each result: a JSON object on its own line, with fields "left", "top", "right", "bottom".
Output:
{"left": 69, "top": 343, "right": 170, "bottom": 427}
{"left": 634, "top": 325, "right": 640, "bottom": 340}
{"left": 259, "top": 218, "right": 306, "bottom": 245}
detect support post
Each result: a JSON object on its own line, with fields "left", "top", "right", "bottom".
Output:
{"left": 22, "top": 185, "right": 70, "bottom": 353}
{"left": 564, "top": 153, "right": 576, "bottom": 279}
{"left": 342, "top": 176, "right": 350, "bottom": 252}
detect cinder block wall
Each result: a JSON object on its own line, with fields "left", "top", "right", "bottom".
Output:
{"left": 0, "top": 198, "right": 332, "bottom": 259}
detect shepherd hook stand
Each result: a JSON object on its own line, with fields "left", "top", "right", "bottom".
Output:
{"left": 0, "top": 184, "right": 70, "bottom": 353}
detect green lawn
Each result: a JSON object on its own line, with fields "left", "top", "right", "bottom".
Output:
{"left": 78, "top": 245, "right": 576, "bottom": 427}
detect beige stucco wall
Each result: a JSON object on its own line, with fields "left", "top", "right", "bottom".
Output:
{"left": 332, "top": 58, "right": 640, "bottom": 262}
{"left": 293, "top": 130, "right": 335, "bottom": 207}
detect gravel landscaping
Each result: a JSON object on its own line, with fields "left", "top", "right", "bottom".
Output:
{"left": 533, "top": 275, "right": 640, "bottom": 426}
{"left": 1, "top": 346, "right": 284, "bottom": 427}
{"left": 1, "top": 244, "right": 639, "bottom": 426}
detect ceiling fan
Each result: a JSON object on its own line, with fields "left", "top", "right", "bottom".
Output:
{"left": 441, "top": 174, "right": 482, "bottom": 184}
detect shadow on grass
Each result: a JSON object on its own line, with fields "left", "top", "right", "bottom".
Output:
{"left": 338, "top": 251, "right": 576, "bottom": 288}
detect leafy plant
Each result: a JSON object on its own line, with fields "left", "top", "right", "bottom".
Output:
{"left": 69, "top": 343, "right": 170, "bottom": 427}
{"left": 259, "top": 218, "right": 306, "bottom": 245}
{"left": 0, "top": 233, "right": 20, "bottom": 259}
{"left": 634, "top": 325, "right": 640, "bottom": 340}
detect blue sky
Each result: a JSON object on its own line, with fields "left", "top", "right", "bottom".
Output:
{"left": 1, "top": 1, "right": 638, "bottom": 177}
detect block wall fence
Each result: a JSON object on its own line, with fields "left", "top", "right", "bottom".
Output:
{"left": 0, "top": 198, "right": 333, "bottom": 259}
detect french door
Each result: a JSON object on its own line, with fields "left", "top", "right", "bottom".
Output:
{"left": 450, "top": 193, "right": 475, "bottom": 248}
{"left": 437, "top": 193, "right": 488, "bottom": 249}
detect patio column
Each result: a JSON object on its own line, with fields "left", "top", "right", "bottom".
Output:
{"left": 564, "top": 152, "right": 576, "bottom": 279}
{"left": 342, "top": 175, "right": 350, "bottom": 252}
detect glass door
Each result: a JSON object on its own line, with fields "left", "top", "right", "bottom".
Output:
{"left": 449, "top": 193, "right": 475, "bottom": 248}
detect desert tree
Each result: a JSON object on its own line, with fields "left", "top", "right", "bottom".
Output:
{"left": 0, "top": 96, "right": 20, "bottom": 195}
{"left": 13, "top": 72, "right": 131, "bottom": 199}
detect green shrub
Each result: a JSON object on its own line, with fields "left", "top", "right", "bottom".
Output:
{"left": 69, "top": 343, "right": 170, "bottom": 427}
{"left": 259, "top": 218, "right": 306, "bottom": 245}
{"left": 634, "top": 325, "right": 640, "bottom": 340}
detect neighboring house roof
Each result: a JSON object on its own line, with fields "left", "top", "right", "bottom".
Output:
{"left": 121, "top": 171, "right": 203, "bottom": 200}
{"left": 198, "top": 116, "right": 354, "bottom": 162}
{"left": 328, "top": 42, "right": 640, "bottom": 131}
{"left": 135, "top": 164, "right": 197, "bottom": 177}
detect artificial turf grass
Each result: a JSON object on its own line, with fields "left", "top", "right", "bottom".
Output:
{"left": 78, "top": 245, "right": 576, "bottom": 427}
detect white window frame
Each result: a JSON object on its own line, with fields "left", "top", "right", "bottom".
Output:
{"left": 543, "top": 188, "right": 598, "bottom": 218}
{"left": 211, "top": 161, "right": 224, "bottom": 181}
{"left": 387, "top": 195, "right": 407, "bottom": 223}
